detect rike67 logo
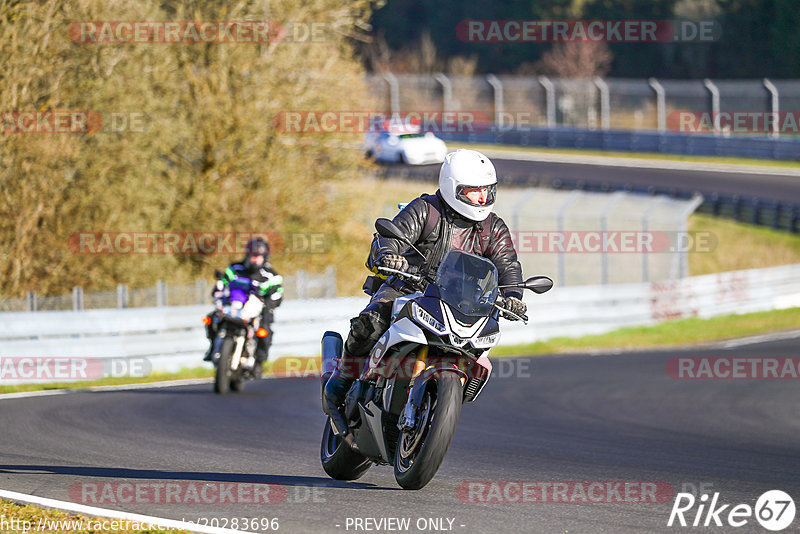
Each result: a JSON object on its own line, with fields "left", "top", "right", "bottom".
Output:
{"left": 668, "top": 490, "right": 795, "bottom": 531}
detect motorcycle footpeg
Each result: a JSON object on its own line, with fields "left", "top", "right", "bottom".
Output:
{"left": 323, "top": 398, "right": 350, "bottom": 439}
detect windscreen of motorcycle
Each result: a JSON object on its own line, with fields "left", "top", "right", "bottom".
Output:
{"left": 435, "top": 250, "right": 499, "bottom": 317}
{"left": 228, "top": 278, "right": 251, "bottom": 305}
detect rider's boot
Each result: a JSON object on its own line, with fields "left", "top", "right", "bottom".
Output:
{"left": 203, "top": 313, "right": 216, "bottom": 361}
{"left": 203, "top": 340, "right": 214, "bottom": 362}
{"left": 323, "top": 349, "right": 362, "bottom": 436}
{"left": 253, "top": 341, "right": 269, "bottom": 379}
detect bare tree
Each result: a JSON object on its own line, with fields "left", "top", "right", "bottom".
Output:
{"left": 536, "top": 41, "right": 613, "bottom": 78}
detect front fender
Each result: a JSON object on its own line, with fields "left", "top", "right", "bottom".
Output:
{"left": 409, "top": 367, "right": 467, "bottom": 409}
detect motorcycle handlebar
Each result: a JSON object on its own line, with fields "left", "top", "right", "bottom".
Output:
{"left": 495, "top": 296, "right": 529, "bottom": 323}
{"left": 377, "top": 266, "right": 423, "bottom": 282}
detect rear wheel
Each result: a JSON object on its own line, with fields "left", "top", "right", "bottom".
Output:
{"left": 214, "top": 337, "right": 235, "bottom": 394}
{"left": 320, "top": 418, "right": 372, "bottom": 480}
{"left": 394, "top": 375, "right": 462, "bottom": 489}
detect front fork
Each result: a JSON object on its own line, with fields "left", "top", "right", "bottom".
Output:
{"left": 398, "top": 346, "right": 428, "bottom": 432}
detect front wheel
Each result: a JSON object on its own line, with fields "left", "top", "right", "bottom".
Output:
{"left": 394, "top": 375, "right": 462, "bottom": 490}
{"left": 320, "top": 418, "right": 372, "bottom": 480}
{"left": 214, "top": 337, "right": 235, "bottom": 394}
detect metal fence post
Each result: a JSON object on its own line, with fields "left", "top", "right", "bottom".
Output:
{"left": 72, "top": 287, "right": 84, "bottom": 311}
{"left": 325, "top": 266, "right": 337, "bottom": 298}
{"left": 26, "top": 290, "right": 37, "bottom": 312}
{"left": 156, "top": 280, "right": 167, "bottom": 307}
{"left": 117, "top": 284, "right": 129, "bottom": 308}
{"left": 296, "top": 269, "right": 307, "bottom": 300}
{"left": 648, "top": 78, "right": 666, "bottom": 133}
{"left": 433, "top": 72, "right": 452, "bottom": 113}
{"left": 600, "top": 191, "right": 625, "bottom": 284}
{"left": 486, "top": 74, "right": 504, "bottom": 128}
{"left": 763, "top": 78, "right": 779, "bottom": 139}
{"left": 511, "top": 188, "right": 540, "bottom": 235}
{"left": 538, "top": 76, "right": 556, "bottom": 129}
{"left": 703, "top": 79, "right": 720, "bottom": 136}
{"left": 382, "top": 72, "right": 399, "bottom": 114}
{"left": 641, "top": 196, "right": 669, "bottom": 282}
{"left": 594, "top": 77, "right": 610, "bottom": 130}
{"left": 556, "top": 190, "right": 582, "bottom": 287}
{"left": 670, "top": 194, "right": 704, "bottom": 279}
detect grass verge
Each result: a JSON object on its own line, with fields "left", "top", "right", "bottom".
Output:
{"left": 0, "top": 499, "right": 189, "bottom": 533}
{"left": 0, "top": 367, "right": 213, "bottom": 395}
{"left": 491, "top": 307, "right": 800, "bottom": 357}
{"left": 688, "top": 213, "right": 800, "bottom": 275}
{"left": 457, "top": 142, "right": 800, "bottom": 169}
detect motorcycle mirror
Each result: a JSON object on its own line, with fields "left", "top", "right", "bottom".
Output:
{"left": 375, "top": 218, "right": 426, "bottom": 259}
{"left": 522, "top": 276, "right": 554, "bottom": 294}
{"left": 375, "top": 218, "right": 409, "bottom": 243}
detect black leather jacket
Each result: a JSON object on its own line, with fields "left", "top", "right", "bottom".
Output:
{"left": 370, "top": 191, "right": 523, "bottom": 299}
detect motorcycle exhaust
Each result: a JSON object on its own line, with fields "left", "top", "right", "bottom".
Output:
{"left": 320, "top": 331, "right": 343, "bottom": 399}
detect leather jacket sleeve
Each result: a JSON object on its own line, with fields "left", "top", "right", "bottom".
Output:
{"left": 369, "top": 197, "right": 429, "bottom": 266}
{"left": 486, "top": 217, "right": 524, "bottom": 300}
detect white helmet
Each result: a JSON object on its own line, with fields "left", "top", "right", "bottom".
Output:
{"left": 438, "top": 149, "right": 498, "bottom": 221}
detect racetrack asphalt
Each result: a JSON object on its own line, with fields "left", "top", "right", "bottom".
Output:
{"left": 393, "top": 156, "right": 800, "bottom": 204}
{"left": 2, "top": 334, "right": 799, "bottom": 533}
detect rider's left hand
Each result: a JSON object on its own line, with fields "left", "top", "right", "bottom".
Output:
{"left": 504, "top": 296, "right": 527, "bottom": 318}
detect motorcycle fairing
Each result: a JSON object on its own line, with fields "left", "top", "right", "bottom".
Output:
{"left": 368, "top": 317, "right": 427, "bottom": 372}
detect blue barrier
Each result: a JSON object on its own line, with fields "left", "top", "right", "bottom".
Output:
{"left": 438, "top": 127, "right": 800, "bottom": 161}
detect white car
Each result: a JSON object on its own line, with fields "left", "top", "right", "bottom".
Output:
{"left": 365, "top": 120, "right": 448, "bottom": 165}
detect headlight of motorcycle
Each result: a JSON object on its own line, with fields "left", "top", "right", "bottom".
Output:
{"left": 471, "top": 332, "right": 500, "bottom": 349}
{"left": 413, "top": 302, "right": 447, "bottom": 335}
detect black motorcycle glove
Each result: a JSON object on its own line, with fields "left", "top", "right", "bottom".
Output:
{"left": 379, "top": 253, "right": 409, "bottom": 272}
{"left": 504, "top": 296, "right": 527, "bottom": 318}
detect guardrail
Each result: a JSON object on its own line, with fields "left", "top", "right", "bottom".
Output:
{"left": 0, "top": 268, "right": 336, "bottom": 312}
{"left": 2, "top": 264, "right": 799, "bottom": 384}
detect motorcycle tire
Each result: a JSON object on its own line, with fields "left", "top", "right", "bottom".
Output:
{"left": 393, "top": 374, "right": 462, "bottom": 490}
{"left": 320, "top": 418, "right": 372, "bottom": 481}
{"left": 214, "top": 337, "right": 235, "bottom": 394}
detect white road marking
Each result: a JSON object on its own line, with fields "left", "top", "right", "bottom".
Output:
{"left": 0, "top": 378, "right": 212, "bottom": 401}
{"left": 0, "top": 488, "right": 254, "bottom": 534}
{"left": 717, "top": 329, "right": 800, "bottom": 348}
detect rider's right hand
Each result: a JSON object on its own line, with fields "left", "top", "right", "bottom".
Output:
{"left": 379, "top": 253, "right": 409, "bottom": 272}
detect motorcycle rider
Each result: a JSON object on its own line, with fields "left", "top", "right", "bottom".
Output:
{"left": 323, "top": 149, "right": 527, "bottom": 429}
{"left": 203, "top": 237, "right": 283, "bottom": 375}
